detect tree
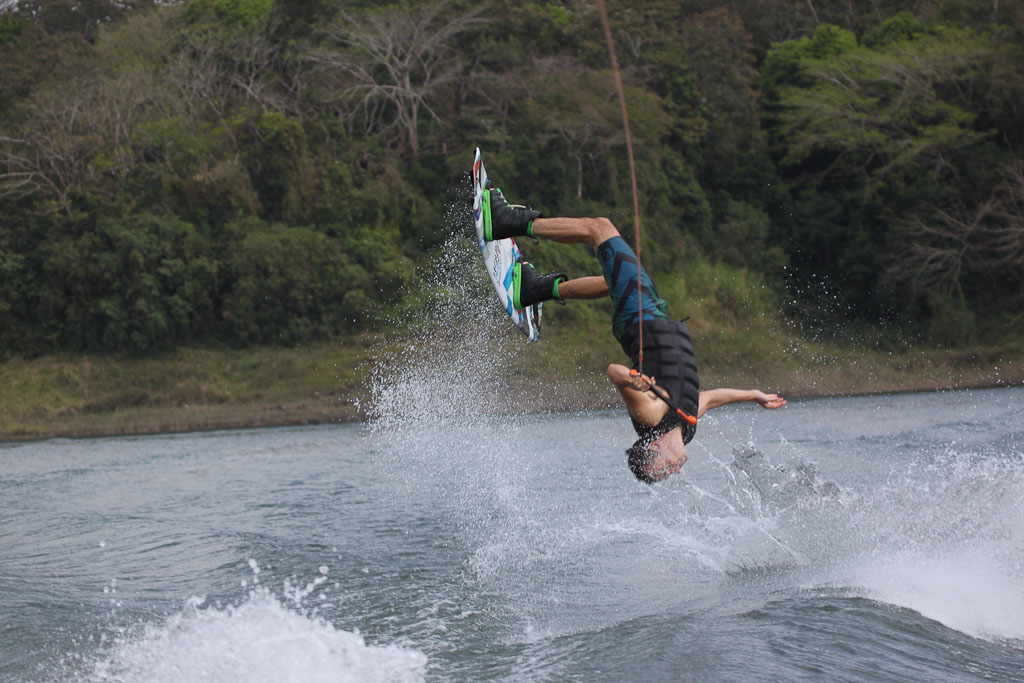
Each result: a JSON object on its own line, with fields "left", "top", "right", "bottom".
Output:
{"left": 224, "top": 221, "right": 351, "bottom": 343}
{"left": 681, "top": 6, "right": 779, "bottom": 268}
{"left": 309, "top": 0, "right": 483, "bottom": 160}
{"left": 767, "top": 23, "right": 991, "bottom": 197}
{"left": 885, "top": 162, "right": 1024, "bottom": 321}
{"left": 523, "top": 68, "right": 625, "bottom": 200}
{"left": 763, "top": 21, "right": 996, "bottom": 317}
{"left": 162, "top": 16, "right": 289, "bottom": 119}
{"left": 0, "top": 63, "right": 167, "bottom": 216}
{"left": 34, "top": 213, "right": 218, "bottom": 351}
{"left": 6, "top": 0, "right": 157, "bottom": 41}
{"left": 0, "top": 84, "right": 101, "bottom": 217}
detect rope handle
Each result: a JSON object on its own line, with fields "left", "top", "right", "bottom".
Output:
{"left": 629, "top": 369, "right": 698, "bottom": 427}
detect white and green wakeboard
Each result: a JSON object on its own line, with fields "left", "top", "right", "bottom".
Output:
{"left": 472, "top": 148, "right": 541, "bottom": 342}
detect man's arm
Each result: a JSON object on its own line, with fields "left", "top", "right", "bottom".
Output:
{"left": 697, "top": 389, "right": 786, "bottom": 418}
{"left": 607, "top": 364, "right": 673, "bottom": 425}
{"left": 606, "top": 363, "right": 650, "bottom": 392}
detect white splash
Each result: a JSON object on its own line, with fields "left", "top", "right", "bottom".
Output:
{"left": 835, "top": 450, "right": 1024, "bottom": 643}
{"left": 83, "top": 589, "right": 427, "bottom": 683}
{"left": 850, "top": 546, "right": 1024, "bottom": 643}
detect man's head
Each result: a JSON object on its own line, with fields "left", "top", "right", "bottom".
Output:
{"left": 626, "top": 430, "right": 688, "bottom": 483}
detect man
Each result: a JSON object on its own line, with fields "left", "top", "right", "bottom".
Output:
{"left": 482, "top": 187, "right": 787, "bottom": 483}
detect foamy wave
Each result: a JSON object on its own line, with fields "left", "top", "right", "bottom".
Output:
{"left": 850, "top": 548, "right": 1024, "bottom": 643}
{"left": 83, "top": 589, "right": 427, "bottom": 683}
{"left": 838, "top": 451, "right": 1024, "bottom": 643}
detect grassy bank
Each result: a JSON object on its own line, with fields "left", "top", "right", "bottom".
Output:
{"left": 0, "top": 341, "right": 373, "bottom": 440}
{"left": 3, "top": 304, "right": 1022, "bottom": 441}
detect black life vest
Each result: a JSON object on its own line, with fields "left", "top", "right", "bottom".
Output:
{"left": 619, "top": 318, "right": 700, "bottom": 444}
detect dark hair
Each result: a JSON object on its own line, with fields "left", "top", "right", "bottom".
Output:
{"left": 626, "top": 439, "right": 656, "bottom": 484}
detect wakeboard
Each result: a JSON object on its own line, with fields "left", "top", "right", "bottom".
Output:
{"left": 472, "top": 148, "right": 541, "bottom": 341}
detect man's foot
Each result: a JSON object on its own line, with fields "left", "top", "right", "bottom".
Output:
{"left": 484, "top": 188, "right": 541, "bottom": 241}
{"left": 513, "top": 261, "right": 567, "bottom": 309}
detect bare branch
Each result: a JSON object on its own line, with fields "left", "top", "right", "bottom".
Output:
{"left": 308, "top": 0, "right": 485, "bottom": 159}
{"left": 885, "top": 162, "right": 1024, "bottom": 304}
{"left": 0, "top": 85, "right": 104, "bottom": 217}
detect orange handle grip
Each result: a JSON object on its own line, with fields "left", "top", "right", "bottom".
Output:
{"left": 629, "top": 368, "right": 654, "bottom": 384}
{"left": 629, "top": 369, "right": 697, "bottom": 426}
{"left": 676, "top": 409, "right": 698, "bottom": 426}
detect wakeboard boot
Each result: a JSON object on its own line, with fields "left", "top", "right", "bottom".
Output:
{"left": 513, "top": 261, "right": 567, "bottom": 310}
{"left": 483, "top": 188, "right": 541, "bottom": 241}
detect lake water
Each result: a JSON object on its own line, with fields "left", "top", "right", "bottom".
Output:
{"left": 2, "top": 378, "right": 1023, "bottom": 681}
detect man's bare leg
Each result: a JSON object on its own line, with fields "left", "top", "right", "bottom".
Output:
{"left": 557, "top": 275, "right": 609, "bottom": 299}
{"left": 531, "top": 216, "right": 619, "bottom": 248}
{"left": 523, "top": 216, "right": 617, "bottom": 300}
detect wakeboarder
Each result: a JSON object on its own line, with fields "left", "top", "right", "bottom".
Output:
{"left": 481, "top": 187, "right": 787, "bottom": 483}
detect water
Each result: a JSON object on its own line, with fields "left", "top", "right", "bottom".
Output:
{"left": 3, "top": 227, "right": 1024, "bottom": 681}
{"left": 2, "top": 385, "right": 1023, "bottom": 682}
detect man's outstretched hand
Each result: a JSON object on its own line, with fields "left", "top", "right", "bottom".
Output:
{"left": 755, "top": 391, "right": 787, "bottom": 410}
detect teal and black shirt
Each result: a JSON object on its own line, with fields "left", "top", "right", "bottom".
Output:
{"left": 596, "top": 236, "right": 700, "bottom": 443}
{"left": 596, "top": 236, "right": 669, "bottom": 341}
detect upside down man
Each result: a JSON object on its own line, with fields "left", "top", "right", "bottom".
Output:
{"left": 481, "top": 186, "right": 786, "bottom": 483}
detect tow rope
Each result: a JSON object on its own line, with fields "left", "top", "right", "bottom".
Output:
{"left": 597, "top": 0, "right": 698, "bottom": 429}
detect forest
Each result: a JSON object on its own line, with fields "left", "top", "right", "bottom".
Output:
{"left": 1, "top": 0, "right": 1022, "bottom": 356}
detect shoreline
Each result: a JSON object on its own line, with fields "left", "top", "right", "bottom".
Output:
{"left": 3, "top": 332, "right": 1022, "bottom": 442}
{"left": 4, "top": 373, "right": 1021, "bottom": 443}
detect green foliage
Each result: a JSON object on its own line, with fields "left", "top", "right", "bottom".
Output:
{"left": 653, "top": 154, "right": 711, "bottom": 265}
{"left": 224, "top": 220, "right": 353, "bottom": 344}
{"left": 37, "top": 214, "right": 218, "bottom": 352}
{"left": 519, "top": 2, "right": 573, "bottom": 53}
{"left": 187, "top": 0, "right": 273, "bottom": 28}
{"left": 763, "top": 24, "right": 858, "bottom": 92}
{"left": 926, "top": 292, "right": 977, "bottom": 347}
{"left": 7, "top": 0, "right": 152, "bottom": 41}
{"left": 862, "top": 11, "right": 926, "bottom": 47}
{"left": 685, "top": 8, "right": 772, "bottom": 200}
{"left": 708, "top": 198, "right": 787, "bottom": 274}
{"left": 215, "top": 0, "right": 273, "bottom": 24}
{"left": 661, "top": 251, "right": 779, "bottom": 326}
{"left": 0, "top": 0, "right": 1021, "bottom": 357}
{"left": 0, "top": 12, "right": 27, "bottom": 46}
{"left": 0, "top": 248, "right": 24, "bottom": 352}
{"left": 763, "top": 21, "right": 1008, "bottom": 322}
{"left": 0, "top": 21, "right": 93, "bottom": 115}
{"left": 247, "top": 111, "right": 318, "bottom": 223}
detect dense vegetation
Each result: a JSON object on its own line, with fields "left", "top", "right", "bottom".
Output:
{"left": 1, "top": 0, "right": 1022, "bottom": 356}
